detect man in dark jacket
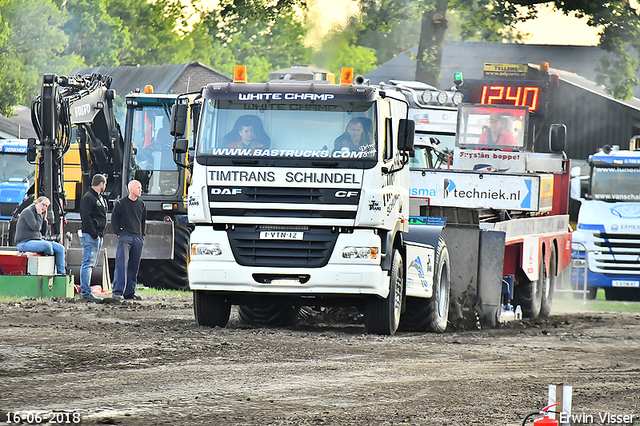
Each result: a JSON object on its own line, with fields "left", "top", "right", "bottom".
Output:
{"left": 111, "top": 180, "right": 146, "bottom": 301}
{"left": 15, "top": 196, "right": 66, "bottom": 274}
{"left": 78, "top": 174, "right": 107, "bottom": 303}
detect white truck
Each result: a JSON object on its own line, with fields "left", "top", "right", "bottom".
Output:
{"left": 570, "top": 143, "right": 640, "bottom": 301}
{"left": 171, "top": 67, "right": 452, "bottom": 335}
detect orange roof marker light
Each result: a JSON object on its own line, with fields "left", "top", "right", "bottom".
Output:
{"left": 144, "top": 85, "right": 154, "bottom": 94}
{"left": 540, "top": 62, "right": 549, "bottom": 72}
{"left": 234, "top": 65, "right": 247, "bottom": 83}
{"left": 340, "top": 68, "right": 354, "bottom": 85}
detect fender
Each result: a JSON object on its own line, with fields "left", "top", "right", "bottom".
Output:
{"left": 381, "top": 222, "right": 407, "bottom": 271}
{"left": 405, "top": 223, "right": 444, "bottom": 251}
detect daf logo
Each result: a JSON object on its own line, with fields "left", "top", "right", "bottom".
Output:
{"left": 335, "top": 190, "right": 359, "bottom": 198}
{"left": 211, "top": 188, "right": 243, "bottom": 195}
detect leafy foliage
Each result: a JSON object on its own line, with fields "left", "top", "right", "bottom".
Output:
{"left": 2, "top": 0, "right": 640, "bottom": 117}
{"left": 0, "top": 0, "right": 79, "bottom": 116}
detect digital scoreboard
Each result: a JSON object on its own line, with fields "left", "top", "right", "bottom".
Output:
{"left": 462, "top": 79, "right": 548, "bottom": 117}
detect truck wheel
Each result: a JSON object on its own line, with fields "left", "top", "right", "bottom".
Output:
{"left": 513, "top": 257, "right": 544, "bottom": 318}
{"left": 365, "top": 248, "right": 403, "bottom": 335}
{"left": 399, "top": 237, "right": 450, "bottom": 333}
{"left": 138, "top": 224, "right": 192, "bottom": 290}
{"left": 193, "top": 291, "right": 231, "bottom": 327}
{"left": 238, "top": 303, "right": 300, "bottom": 327}
{"left": 539, "top": 245, "right": 556, "bottom": 318}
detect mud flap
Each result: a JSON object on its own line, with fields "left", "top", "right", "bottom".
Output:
{"left": 476, "top": 230, "right": 505, "bottom": 327}
{"left": 443, "top": 226, "right": 505, "bottom": 328}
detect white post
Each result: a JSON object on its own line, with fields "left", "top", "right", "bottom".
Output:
{"left": 548, "top": 384, "right": 572, "bottom": 425}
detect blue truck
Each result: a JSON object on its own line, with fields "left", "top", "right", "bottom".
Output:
{"left": 0, "top": 139, "right": 35, "bottom": 221}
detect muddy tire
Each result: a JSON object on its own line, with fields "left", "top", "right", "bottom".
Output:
{"left": 514, "top": 256, "right": 544, "bottom": 318}
{"left": 193, "top": 291, "right": 231, "bottom": 327}
{"left": 238, "top": 303, "right": 300, "bottom": 327}
{"left": 138, "top": 224, "right": 192, "bottom": 290}
{"left": 540, "top": 245, "right": 556, "bottom": 318}
{"left": 365, "top": 248, "right": 403, "bottom": 335}
{"left": 399, "top": 238, "right": 450, "bottom": 333}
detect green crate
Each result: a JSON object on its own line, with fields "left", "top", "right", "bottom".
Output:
{"left": 0, "top": 275, "right": 74, "bottom": 298}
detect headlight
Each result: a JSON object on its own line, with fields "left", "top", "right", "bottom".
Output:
{"left": 191, "top": 243, "right": 222, "bottom": 256}
{"left": 421, "top": 90, "right": 433, "bottom": 104}
{"left": 436, "top": 91, "right": 448, "bottom": 104}
{"left": 342, "top": 247, "right": 378, "bottom": 259}
{"left": 452, "top": 91, "right": 464, "bottom": 105}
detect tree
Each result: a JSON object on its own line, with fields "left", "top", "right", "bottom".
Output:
{"left": 56, "top": 0, "right": 125, "bottom": 66}
{"left": 186, "top": 0, "right": 312, "bottom": 82}
{"left": 0, "top": 0, "right": 79, "bottom": 115}
{"left": 108, "top": 0, "right": 192, "bottom": 66}
{"left": 354, "top": 1, "right": 640, "bottom": 99}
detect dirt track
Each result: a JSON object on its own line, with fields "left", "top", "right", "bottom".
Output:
{"left": 1, "top": 293, "right": 639, "bottom": 426}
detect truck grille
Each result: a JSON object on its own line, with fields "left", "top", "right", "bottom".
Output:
{"left": 208, "top": 186, "right": 359, "bottom": 220}
{"left": 227, "top": 225, "right": 339, "bottom": 267}
{"left": 0, "top": 202, "right": 18, "bottom": 218}
{"left": 590, "top": 231, "right": 640, "bottom": 274}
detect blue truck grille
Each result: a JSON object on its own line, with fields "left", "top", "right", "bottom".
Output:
{"left": 227, "top": 225, "right": 339, "bottom": 267}
{"left": 0, "top": 202, "right": 18, "bottom": 218}
{"left": 591, "top": 232, "right": 640, "bottom": 274}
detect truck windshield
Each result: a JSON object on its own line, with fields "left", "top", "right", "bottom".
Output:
{"left": 0, "top": 150, "right": 35, "bottom": 220}
{"left": 197, "top": 99, "right": 376, "bottom": 163}
{"left": 591, "top": 166, "right": 640, "bottom": 201}
{"left": 128, "top": 105, "right": 180, "bottom": 196}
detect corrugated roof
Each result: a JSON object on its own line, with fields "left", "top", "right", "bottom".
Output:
{"left": 0, "top": 105, "right": 36, "bottom": 139}
{"left": 71, "top": 61, "right": 230, "bottom": 97}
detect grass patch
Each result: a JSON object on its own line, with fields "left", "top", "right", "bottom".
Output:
{"left": 553, "top": 288, "right": 640, "bottom": 313}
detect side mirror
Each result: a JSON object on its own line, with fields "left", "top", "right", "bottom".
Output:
{"left": 397, "top": 118, "right": 415, "bottom": 156}
{"left": 570, "top": 166, "right": 581, "bottom": 178}
{"left": 174, "top": 138, "right": 188, "bottom": 154}
{"left": 27, "top": 138, "right": 37, "bottom": 162}
{"left": 570, "top": 176, "right": 584, "bottom": 201}
{"left": 170, "top": 103, "right": 188, "bottom": 137}
{"left": 549, "top": 123, "right": 566, "bottom": 152}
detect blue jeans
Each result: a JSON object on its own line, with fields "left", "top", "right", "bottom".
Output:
{"left": 80, "top": 234, "right": 103, "bottom": 295}
{"left": 16, "top": 240, "right": 66, "bottom": 274}
{"left": 113, "top": 235, "right": 144, "bottom": 297}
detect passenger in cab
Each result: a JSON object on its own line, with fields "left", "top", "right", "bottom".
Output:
{"left": 333, "top": 117, "right": 375, "bottom": 156}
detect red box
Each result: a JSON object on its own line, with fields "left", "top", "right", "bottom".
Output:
{"left": 0, "top": 252, "right": 29, "bottom": 275}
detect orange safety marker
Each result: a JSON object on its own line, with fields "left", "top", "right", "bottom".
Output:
{"left": 234, "top": 65, "right": 247, "bottom": 83}
{"left": 340, "top": 68, "right": 354, "bottom": 85}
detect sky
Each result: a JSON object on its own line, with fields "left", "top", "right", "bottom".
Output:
{"left": 191, "top": 0, "right": 601, "bottom": 46}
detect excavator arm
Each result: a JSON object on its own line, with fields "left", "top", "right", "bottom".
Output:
{"left": 28, "top": 73, "right": 123, "bottom": 244}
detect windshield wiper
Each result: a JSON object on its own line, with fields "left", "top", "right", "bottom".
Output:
{"left": 232, "top": 159, "right": 259, "bottom": 165}
{"left": 311, "top": 160, "right": 339, "bottom": 167}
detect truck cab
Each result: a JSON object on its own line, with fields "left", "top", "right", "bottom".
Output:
{"left": 571, "top": 144, "right": 640, "bottom": 301}
{"left": 175, "top": 68, "right": 450, "bottom": 335}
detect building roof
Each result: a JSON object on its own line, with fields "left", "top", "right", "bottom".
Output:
{"left": 549, "top": 65, "right": 640, "bottom": 112}
{"left": 366, "top": 41, "right": 610, "bottom": 90}
{"left": 0, "top": 105, "right": 36, "bottom": 139}
{"left": 71, "top": 61, "right": 231, "bottom": 98}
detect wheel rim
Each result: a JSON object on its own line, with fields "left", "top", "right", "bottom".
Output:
{"left": 437, "top": 264, "right": 448, "bottom": 316}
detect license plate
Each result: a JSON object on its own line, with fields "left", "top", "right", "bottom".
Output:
{"left": 260, "top": 231, "right": 303, "bottom": 240}
{"left": 612, "top": 280, "right": 640, "bottom": 288}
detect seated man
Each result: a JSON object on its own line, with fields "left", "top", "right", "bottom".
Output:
{"left": 478, "top": 112, "right": 518, "bottom": 147}
{"left": 222, "top": 115, "right": 271, "bottom": 150}
{"left": 14, "top": 196, "right": 65, "bottom": 274}
{"left": 333, "top": 117, "right": 375, "bottom": 156}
